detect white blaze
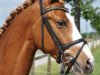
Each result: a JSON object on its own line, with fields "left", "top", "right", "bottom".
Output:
{"left": 66, "top": 13, "right": 94, "bottom": 64}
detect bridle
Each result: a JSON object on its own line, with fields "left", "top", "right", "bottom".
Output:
{"left": 39, "top": 0, "right": 87, "bottom": 75}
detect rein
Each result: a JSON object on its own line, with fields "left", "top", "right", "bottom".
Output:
{"left": 39, "top": 0, "right": 87, "bottom": 74}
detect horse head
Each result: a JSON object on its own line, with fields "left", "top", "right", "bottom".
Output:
{"left": 33, "top": 0, "right": 94, "bottom": 74}
{"left": 0, "top": 0, "right": 94, "bottom": 75}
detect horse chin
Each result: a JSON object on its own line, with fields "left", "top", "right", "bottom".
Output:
{"left": 72, "top": 62, "right": 93, "bottom": 75}
{"left": 72, "top": 71, "right": 85, "bottom": 75}
{"left": 72, "top": 63, "right": 84, "bottom": 75}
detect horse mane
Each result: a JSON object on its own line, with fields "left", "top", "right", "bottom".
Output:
{"left": 0, "top": 0, "right": 35, "bottom": 38}
{"left": 0, "top": 0, "right": 64, "bottom": 38}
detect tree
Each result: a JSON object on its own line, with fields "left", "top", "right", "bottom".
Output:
{"left": 81, "top": 1, "right": 100, "bottom": 34}
{"left": 66, "top": 0, "right": 100, "bottom": 34}
{"left": 91, "top": 12, "right": 100, "bottom": 34}
{"left": 66, "top": 0, "right": 81, "bottom": 32}
{"left": 74, "top": 0, "right": 81, "bottom": 32}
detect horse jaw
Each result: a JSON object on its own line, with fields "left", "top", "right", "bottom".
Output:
{"left": 66, "top": 13, "right": 95, "bottom": 71}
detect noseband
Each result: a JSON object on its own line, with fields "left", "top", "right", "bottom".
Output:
{"left": 39, "top": 0, "right": 87, "bottom": 75}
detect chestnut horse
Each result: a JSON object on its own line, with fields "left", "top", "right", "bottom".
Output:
{"left": 0, "top": 0, "right": 94, "bottom": 75}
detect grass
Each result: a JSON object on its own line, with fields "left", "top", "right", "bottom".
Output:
{"left": 34, "top": 46, "right": 100, "bottom": 75}
{"left": 91, "top": 46, "right": 100, "bottom": 75}
{"left": 34, "top": 61, "right": 60, "bottom": 75}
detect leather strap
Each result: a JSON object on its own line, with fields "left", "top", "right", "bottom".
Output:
{"left": 39, "top": 0, "right": 87, "bottom": 74}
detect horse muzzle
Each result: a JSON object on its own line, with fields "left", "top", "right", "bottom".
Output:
{"left": 84, "top": 59, "right": 94, "bottom": 74}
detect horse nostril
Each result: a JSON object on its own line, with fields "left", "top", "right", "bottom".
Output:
{"left": 85, "top": 64, "right": 92, "bottom": 70}
{"left": 85, "top": 64, "right": 93, "bottom": 74}
{"left": 87, "top": 59, "right": 93, "bottom": 67}
{"left": 85, "top": 60, "right": 93, "bottom": 74}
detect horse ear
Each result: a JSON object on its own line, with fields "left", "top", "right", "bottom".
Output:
{"left": 49, "top": 0, "right": 59, "bottom": 3}
{"left": 49, "top": 0, "right": 65, "bottom": 4}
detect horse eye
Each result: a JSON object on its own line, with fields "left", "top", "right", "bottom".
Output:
{"left": 57, "top": 20, "right": 66, "bottom": 27}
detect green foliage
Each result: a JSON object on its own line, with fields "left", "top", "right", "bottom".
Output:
{"left": 82, "top": 32, "right": 93, "bottom": 38}
{"left": 80, "top": 0, "right": 100, "bottom": 34}
{"left": 91, "top": 46, "right": 100, "bottom": 75}
{"left": 81, "top": 0, "right": 95, "bottom": 21}
{"left": 81, "top": 32, "right": 97, "bottom": 39}
{"left": 67, "top": 0, "right": 100, "bottom": 34}
{"left": 91, "top": 12, "right": 100, "bottom": 34}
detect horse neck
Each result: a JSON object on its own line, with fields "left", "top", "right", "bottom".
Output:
{"left": 0, "top": 5, "right": 35, "bottom": 51}
{"left": 0, "top": 5, "right": 37, "bottom": 75}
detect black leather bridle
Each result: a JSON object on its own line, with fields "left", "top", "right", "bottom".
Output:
{"left": 39, "top": 0, "right": 87, "bottom": 75}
